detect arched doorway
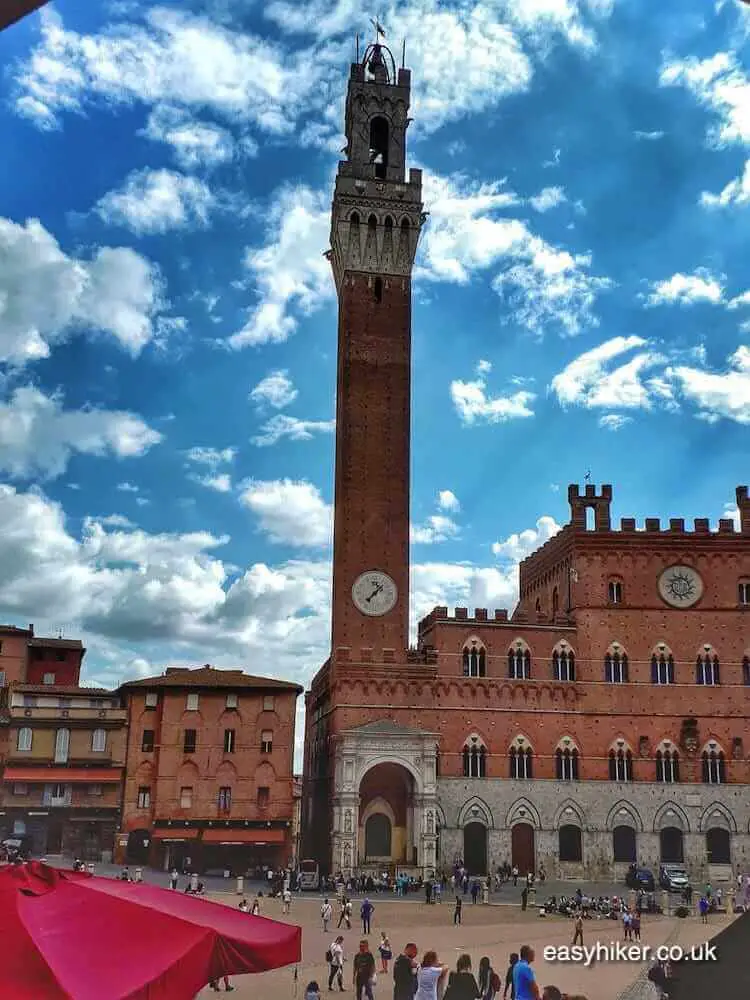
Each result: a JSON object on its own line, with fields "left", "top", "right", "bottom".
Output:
{"left": 660, "top": 827, "right": 684, "bottom": 863}
{"left": 463, "top": 823, "right": 488, "bottom": 875}
{"left": 613, "top": 825, "right": 637, "bottom": 863}
{"left": 127, "top": 828, "right": 151, "bottom": 864}
{"left": 706, "top": 827, "right": 730, "bottom": 865}
{"left": 511, "top": 823, "right": 535, "bottom": 875}
{"left": 365, "top": 814, "right": 392, "bottom": 859}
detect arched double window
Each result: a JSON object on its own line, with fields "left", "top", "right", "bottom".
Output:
{"left": 609, "top": 744, "right": 633, "bottom": 782}
{"left": 552, "top": 644, "right": 575, "bottom": 682}
{"left": 696, "top": 648, "right": 720, "bottom": 685}
{"left": 604, "top": 646, "right": 629, "bottom": 684}
{"left": 508, "top": 641, "right": 531, "bottom": 680}
{"left": 655, "top": 742, "right": 679, "bottom": 783}
{"left": 651, "top": 645, "right": 675, "bottom": 685}
{"left": 555, "top": 740, "right": 580, "bottom": 781}
{"left": 463, "top": 734, "right": 487, "bottom": 778}
{"left": 607, "top": 579, "right": 623, "bottom": 604}
{"left": 509, "top": 737, "right": 533, "bottom": 779}
{"left": 702, "top": 745, "right": 726, "bottom": 785}
{"left": 463, "top": 642, "right": 486, "bottom": 678}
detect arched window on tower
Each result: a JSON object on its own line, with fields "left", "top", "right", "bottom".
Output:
{"left": 507, "top": 640, "right": 531, "bottom": 680}
{"left": 608, "top": 742, "right": 633, "bottom": 782}
{"left": 651, "top": 645, "right": 675, "bottom": 685}
{"left": 696, "top": 647, "right": 720, "bottom": 685}
{"left": 655, "top": 741, "right": 680, "bottom": 783}
{"left": 604, "top": 645, "right": 629, "bottom": 683}
{"left": 462, "top": 641, "right": 486, "bottom": 678}
{"left": 701, "top": 744, "right": 726, "bottom": 784}
{"left": 552, "top": 587, "right": 559, "bottom": 616}
{"left": 552, "top": 644, "right": 576, "bottom": 682}
{"left": 463, "top": 734, "right": 487, "bottom": 778}
{"left": 608, "top": 579, "right": 623, "bottom": 604}
{"left": 369, "top": 116, "right": 389, "bottom": 179}
{"left": 374, "top": 277, "right": 383, "bottom": 303}
{"left": 555, "top": 738, "right": 580, "bottom": 781}
{"left": 508, "top": 737, "right": 533, "bottom": 780}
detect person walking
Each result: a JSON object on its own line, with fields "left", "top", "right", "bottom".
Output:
{"left": 572, "top": 913, "right": 583, "bottom": 947}
{"left": 631, "top": 911, "right": 641, "bottom": 941}
{"left": 478, "top": 957, "right": 501, "bottom": 1000}
{"left": 521, "top": 885, "right": 529, "bottom": 912}
{"left": 512, "top": 866, "right": 519, "bottom": 887}
{"left": 379, "top": 932, "right": 392, "bottom": 973}
{"left": 512, "top": 946, "right": 540, "bottom": 1000}
{"left": 393, "top": 943, "right": 419, "bottom": 1000}
{"left": 282, "top": 886, "right": 292, "bottom": 914}
{"left": 328, "top": 935, "right": 345, "bottom": 993}
{"left": 502, "top": 953, "right": 518, "bottom": 1000}
{"left": 453, "top": 895, "right": 463, "bottom": 925}
{"left": 698, "top": 894, "right": 709, "bottom": 924}
{"left": 169, "top": 868, "right": 179, "bottom": 890}
{"left": 444, "top": 954, "right": 481, "bottom": 1000}
{"left": 361, "top": 897, "right": 374, "bottom": 935}
{"left": 321, "top": 898, "right": 333, "bottom": 933}
{"left": 414, "top": 951, "right": 449, "bottom": 1000}
{"left": 352, "top": 939, "right": 376, "bottom": 1000}
{"left": 338, "top": 896, "right": 349, "bottom": 928}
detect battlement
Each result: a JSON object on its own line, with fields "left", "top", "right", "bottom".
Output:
{"left": 568, "top": 482, "right": 612, "bottom": 531}
{"left": 418, "top": 606, "right": 510, "bottom": 634}
{"left": 333, "top": 645, "right": 438, "bottom": 666}
{"left": 613, "top": 516, "right": 739, "bottom": 535}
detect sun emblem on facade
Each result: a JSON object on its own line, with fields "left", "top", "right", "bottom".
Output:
{"left": 658, "top": 565, "right": 703, "bottom": 608}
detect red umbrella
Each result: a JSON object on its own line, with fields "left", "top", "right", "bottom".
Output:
{"left": 0, "top": 861, "right": 301, "bottom": 999}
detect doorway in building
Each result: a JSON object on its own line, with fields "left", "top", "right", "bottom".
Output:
{"left": 613, "top": 825, "right": 637, "bottom": 863}
{"left": 511, "top": 823, "right": 535, "bottom": 875}
{"left": 463, "top": 822, "right": 488, "bottom": 875}
{"left": 127, "top": 828, "right": 151, "bottom": 864}
{"left": 46, "top": 818, "right": 63, "bottom": 854}
{"left": 706, "top": 827, "right": 730, "bottom": 865}
{"left": 365, "top": 813, "right": 392, "bottom": 858}
{"left": 659, "top": 827, "right": 684, "bottom": 863}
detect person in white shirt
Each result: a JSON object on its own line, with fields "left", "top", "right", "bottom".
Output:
{"left": 328, "top": 935, "right": 345, "bottom": 992}
{"left": 321, "top": 898, "right": 333, "bottom": 932}
{"left": 282, "top": 887, "right": 292, "bottom": 914}
{"left": 415, "top": 950, "right": 449, "bottom": 1000}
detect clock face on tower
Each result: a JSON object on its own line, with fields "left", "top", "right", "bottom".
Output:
{"left": 658, "top": 565, "right": 704, "bottom": 608}
{"left": 352, "top": 571, "right": 398, "bottom": 617}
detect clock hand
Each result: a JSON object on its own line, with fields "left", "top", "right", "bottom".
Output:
{"left": 365, "top": 584, "right": 384, "bottom": 603}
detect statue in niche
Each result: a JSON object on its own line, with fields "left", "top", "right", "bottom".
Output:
{"left": 344, "top": 810, "right": 352, "bottom": 833}
{"left": 343, "top": 842, "right": 351, "bottom": 865}
{"left": 426, "top": 810, "right": 434, "bottom": 834}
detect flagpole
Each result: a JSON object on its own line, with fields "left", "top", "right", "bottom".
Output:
{"left": 356, "top": 32, "right": 359, "bottom": 62}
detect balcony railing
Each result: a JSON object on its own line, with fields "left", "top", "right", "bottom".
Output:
{"left": 42, "top": 791, "right": 72, "bottom": 807}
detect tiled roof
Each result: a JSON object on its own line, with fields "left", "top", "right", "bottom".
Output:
{"left": 0, "top": 625, "right": 32, "bottom": 636}
{"left": 28, "top": 637, "right": 84, "bottom": 649}
{"left": 120, "top": 665, "right": 303, "bottom": 693}
{"left": 11, "top": 684, "right": 116, "bottom": 695}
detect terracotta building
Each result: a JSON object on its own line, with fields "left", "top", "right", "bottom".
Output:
{"left": 0, "top": 1, "right": 50, "bottom": 32}
{"left": 118, "top": 666, "right": 302, "bottom": 874}
{"left": 302, "top": 42, "right": 750, "bottom": 883}
{"left": 0, "top": 627, "right": 127, "bottom": 858}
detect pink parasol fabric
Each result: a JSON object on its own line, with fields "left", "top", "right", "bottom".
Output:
{"left": 0, "top": 861, "right": 301, "bottom": 999}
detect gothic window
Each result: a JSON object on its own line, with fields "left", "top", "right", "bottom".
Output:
{"left": 739, "top": 581, "right": 750, "bottom": 606}
{"left": 605, "top": 648, "right": 629, "bottom": 683}
{"left": 374, "top": 277, "right": 383, "bottom": 303}
{"left": 552, "top": 587, "right": 559, "bottom": 616}
{"left": 463, "top": 735, "right": 487, "bottom": 778}
{"left": 552, "top": 646, "right": 576, "bottom": 682}
{"left": 350, "top": 211, "right": 360, "bottom": 226}
{"left": 655, "top": 746, "right": 680, "bottom": 783}
{"left": 651, "top": 647, "right": 675, "bottom": 685}
{"left": 462, "top": 642, "right": 486, "bottom": 678}
{"left": 555, "top": 742, "right": 580, "bottom": 781}
{"left": 367, "top": 213, "right": 377, "bottom": 232}
{"left": 369, "top": 116, "right": 389, "bottom": 178}
{"left": 696, "top": 650, "right": 720, "bottom": 685}
{"left": 702, "top": 747, "right": 726, "bottom": 785}
{"left": 400, "top": 217, "right": 410, "bottom": 234}
{"left": 608, "top": 746, "right": 633, "bottom": 782}
{"left": 509, "top": 740, "right": 533, "bottom": 779}
{"left": 507, "top": 642, "right": 531, "bottom": 680}
{"left": 608, "top": 579, "right": 623, "bottom": 604}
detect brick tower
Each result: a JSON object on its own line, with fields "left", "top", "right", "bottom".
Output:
{"left": 328, "top": 41, "right": 423, "bottom": 661}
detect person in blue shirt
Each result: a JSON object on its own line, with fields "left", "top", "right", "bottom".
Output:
{"left": 512, "top": 946, "right": 540, "bottom": 1000}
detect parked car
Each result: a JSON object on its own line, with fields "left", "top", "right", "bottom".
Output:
{"left": 625, "top": 866, "right": 655, "bottom": 891}
{"left": 659, "top": 864, "right": 690, "bottom": 892}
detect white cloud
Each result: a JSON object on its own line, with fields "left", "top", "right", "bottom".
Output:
{"left": 729, "top": 289, "right": 750, "bottom": 310}
{"left": 95, "top": 168, "right": 216, "bottom": 235}
{"left": 239, "top": 479, "right": 332, "bottom": 547}
{"left": 491, "top": 515, "right": 562, "bottom": 562}
{"left": 0, "top": 386, "right": 162, "bottom": 479}
{"left": 0, "top": 218, "right": 162, "bottom": 362}
{"left": 194, "top": 473, "right": 233, "bottom": 493}
{"left": 451, "top": 364, "right": 536, "bottom": 424}
{"left": 184, "top": 446, "right": 236, "bottom": 467}
{"left": 117, "top": 482, "right": 140, "bottom": 493}
{"left": 660, "top": 51, "right": 750, "bottom": 147}
{"left": 14, "top": 8, "right": 320, "bottom": 135}
{"left": 229, "top": 185, "right": 332, "bottom": 349}
{"left": 249, "top": 370, "right": 298, "bottom": 410}
{"left": 701, "top": 160, "right": 750, "bottom": 208}
{"left": 252, "top": 414, "right": 335, "bottom": 447}
{"left": 634, "top": 130, "right": 664, "bottom": 141}
{"left": 437, "top": 489, "right": 460, "bottom": 512}
{"left": 645, "top": 268, "right": 725, "bottom": 307}
{"left": 411, "top": 514, "right": 460, "bottom": 545}
{"left": 529, "top": 186, "right": 567, "bottom": 212}
{"left": 668, "top": 345, "right": 750, "bottom": 424}
{"left": 140, "top": 105, "right": 249, "bottom": 170}
{"left": 550, "top": 335, "right": 663, "bottom": 410}
{"left": 598, "top": 413, "right": 633, "bottom": 431}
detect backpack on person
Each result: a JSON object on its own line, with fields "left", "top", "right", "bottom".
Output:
{"left": 490, "top": 970, "right": 502, "bottom": 992}
{"left": 325, "top": 948, "right": 333, "bottom": 963}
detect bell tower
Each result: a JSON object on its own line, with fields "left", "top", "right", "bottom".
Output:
{"left": 328, "top": 41, "right": 423, "bottom": 661}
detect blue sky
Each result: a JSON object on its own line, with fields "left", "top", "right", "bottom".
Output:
{"left": 1, "top": 1, "right": 749, "bottom": 753}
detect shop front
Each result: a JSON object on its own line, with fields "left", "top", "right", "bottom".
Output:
{"left": 148, "top": 821, "right": 292, "bottom": 875}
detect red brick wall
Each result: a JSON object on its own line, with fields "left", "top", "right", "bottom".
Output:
{"left": 26, "top": 650, "right": 82, "bottom": 686}
{"left": 0, "top": 633, "right": 30, "bottom": 686}
{"left": 331, "top": 272, "right": 412, "bottom": 659}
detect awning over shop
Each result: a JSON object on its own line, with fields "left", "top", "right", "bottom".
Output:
{"left": 150, "top": 829, "right": 200, "bottom": 841}
{"left": 201, "top": 828, "right": 286, "bottom": 845}
{"left": 2, "top": 767, "right": 121, "bottom": 784}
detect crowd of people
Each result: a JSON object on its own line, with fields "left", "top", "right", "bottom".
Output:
{"left": 304, "top": 942, "right": 588, "bottom": 1000}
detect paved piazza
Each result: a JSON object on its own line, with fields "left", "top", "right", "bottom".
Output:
{"left": 194, "top": 893, "right": 733, "bottom": 1000}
